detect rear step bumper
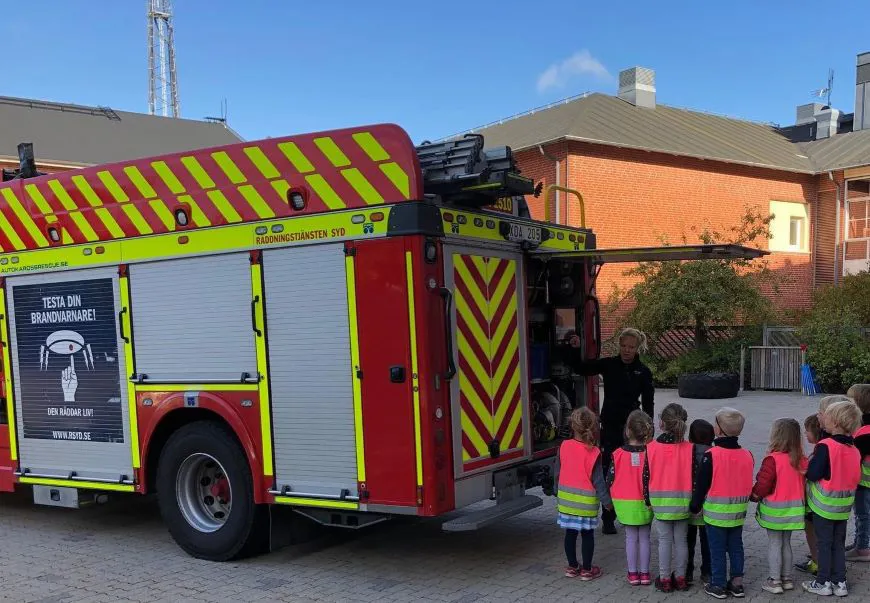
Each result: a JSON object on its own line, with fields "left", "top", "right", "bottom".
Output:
{"left": 442, "top": 494, "right": 542, "bottom": 532}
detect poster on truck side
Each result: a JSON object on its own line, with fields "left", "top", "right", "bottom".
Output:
{"left": 11, "top": 278, "right": 125, "bottom": 443}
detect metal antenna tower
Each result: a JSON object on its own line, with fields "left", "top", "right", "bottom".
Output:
{"left": 147, "top": 0, "right": 180, "bottom": 117}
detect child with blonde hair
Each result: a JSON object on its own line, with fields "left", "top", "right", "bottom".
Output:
{"left": 557, "top": 407, "right": 613, "bottom": 581}
{"left": 643, "top": 402, "right": 693, "bottom": 593}
{"left": 846, "top": 384, "right": 870, "bottom": 562}
{"left": 608, "top": 409, "right": 654, "bottom": 586}
{"left": 802, "top": 400, "right": 862, "bottom": 596}
{"left": 751, "top": 418, "right": 808, "bottom": 594}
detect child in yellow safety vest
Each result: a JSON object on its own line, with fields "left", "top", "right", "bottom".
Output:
{"left": 607, "top": 409, "right": 654, "bottom": 586}
{"left": 845, "top": 383, "right": 870, "bottom": 562}
{"left": 689, "top": 407, "right": 754, "bottom": 599}
{"left": 750, "top": 418, "right": 808, "bottom": 595}
{"left": 802, "top": 399, "right": 863, "bottom": 596}
{"left": 556, "top": 407, "right": 613, "bottom": 581}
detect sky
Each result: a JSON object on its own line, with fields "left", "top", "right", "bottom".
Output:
{"left": 0, "top": 1, "right": 866, "bottom": 145}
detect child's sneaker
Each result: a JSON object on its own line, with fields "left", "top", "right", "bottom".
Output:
{"left": 672, "top": 573, "right": 689, "bottom": 592}
{"left": 639, "top": 572, "right": 652, "bottom": 586}
{"left": 655, "top": 576, "right": 672, "bottom": 593}
{"left": 762, "top": 578, "right": 784, "bottom": 594}
{"left": 781, "top": 577, "right": 795, "bottom": 591}
{"left": 704, "top": 584, "right": 727, "bottom": 599}
{"left": 727, "top": 580, "right": 745, "bottom": 598}
{"left": 833, "top": 581, "right": 848, "bottom": 597}
{"left": 802, "top": 579, "right": 833, "bottom": 596}
{"left": 795, "top": 559, "right": 818, "bottom": 575}
{"left": 627, "top": 572, "right": 640, "bottom": 586}
{"left": 579, "top": 566, "right": 602, "bottom": 581}
{"left": 564, "top": 566, "right": 581, "bottom": 578}
{"left": 701, "top": 573, "right": 711, "bottom": 586}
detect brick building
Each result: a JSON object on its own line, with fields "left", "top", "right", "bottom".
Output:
{"left": 458, "top": 53, "right": 870, "bottom": 337}
{"left": 0, "top": 96, "right": 241, "bottom": 174}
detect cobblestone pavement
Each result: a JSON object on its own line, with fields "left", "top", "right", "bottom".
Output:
{"left": 1, "top": 390, "right": 868, "bottom": 602}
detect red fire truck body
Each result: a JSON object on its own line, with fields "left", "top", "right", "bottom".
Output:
{"left": 0, "top": 123, "right": 761, "bottom": 560}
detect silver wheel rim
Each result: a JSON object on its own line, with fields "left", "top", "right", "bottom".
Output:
{"left": 175, "top": 453, "right": 232, "bottom": 533}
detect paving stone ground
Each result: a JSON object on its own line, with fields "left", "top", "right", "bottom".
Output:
{"left": 0, "top": 390, "right": 868, "bottom": 602}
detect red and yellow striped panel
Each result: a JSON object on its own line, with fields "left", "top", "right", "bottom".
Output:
{"left": 0, "top": 124, "right": 422, "bottom": 253}
{"left": 453, "top": 253, "right": 524, "bottom": 472}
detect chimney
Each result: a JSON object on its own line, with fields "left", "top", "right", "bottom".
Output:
{"left": 855, "top": 51, "right": 870, "bottom": 131}
{"left": 618, "top": 67, "right": 656, "bottom": 109}
{"left": 815, "top": 107, "right": 841, "bottom": 139}
{"left": 796, "top": 102, "right": 824, "bottom": 125}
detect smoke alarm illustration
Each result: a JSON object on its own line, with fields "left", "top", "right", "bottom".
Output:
{"left": 40, "top": 330, "right": 94, "bottom": 371}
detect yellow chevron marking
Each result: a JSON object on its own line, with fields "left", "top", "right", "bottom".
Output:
{"left": 207, "top": 190, "right": 242, "bottom": 223}
{"left": 304, "top": 174, "right": 345, "bottom": 210}
{"left": 47, "top": 180, "right": 78, "bottom": 211}
{"left": 278, "top": 142, "right": 315, "bottom": 173}
{"left": 24, "top": 184, "right": 54, "bottom": 215}
{"left": 177, "top": 194, "right": 211, "bottom": 227}
{"left": 0, "top": 207, "right": 23, "bottom": 250}
{"left": 71, "top": 175, "right": 104, "bottom": 207}
{"left": 148, "top": 199, "right": 176, "bottom": 229}
{"left": 152, "top": 161, "right": 186, "bottom": 194}
{"left": 45, "top": 180, "right": 98, "bottom": 241}
{"left": 379, "top": 162, "right": 410, "bottom": 198}
{"left": 120, "top": 203, "right": 153, "bottom": 235}
{"left": 270, "top": 178, "right": 291, "bottom": 203}
{"left": 211, "top": 151, "right": 247, "bottom": 184}
{"left": 352, "top": 132, "right": 390, "bottom": 162}
{"left": 1, "top": 189, "right": 48, "bottom": 246}
{"left": 314, "top": 137, "right": 350, "bottom": 167}
{"left": 341, "top": 168, "right": 384, "bottom": 205}
{"left": 460, "top": 409, "right": 489, "bottom": 458}
{"left": 97, "top": 171, "right": 130, "bottom": 203}
{"left": 238, "top": 185, "right": 275, "bottom": 219}
{"left": 243, "top": 146, "right": 280, "bottom": 179}
{"left": 94, "top": 208, "right": 125, "bottom": 238}
{"left": 504, "top": 403, "right": 524, "bottom": 448}
{"left": 124, "top": 166, "right": 157, "bottom": 198}
{"left": 181, "top": 157, "right": 215, "bottom": 189}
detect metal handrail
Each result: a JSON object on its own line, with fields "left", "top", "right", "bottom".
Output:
{"left": 545, "top": 185, "right": 586, "bottom": 227}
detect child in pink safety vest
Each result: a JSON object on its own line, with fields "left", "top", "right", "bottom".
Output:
{"left": 556, "top": 407, "right": 613, "bottom": 582}
{"left": 607, "top": 409, "right": 654, "bottom": 586}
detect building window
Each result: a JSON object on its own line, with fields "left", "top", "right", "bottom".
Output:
{"left": 848, "top": 197, "right": 869, "bottom": 239}
{"left": 768, "top": 200, "right": 809, "bottom": 253}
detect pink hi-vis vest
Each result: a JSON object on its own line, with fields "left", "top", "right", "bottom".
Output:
{"left": 855, "top": 425, "right": 870, "bottom": 488}
{"left": 611, "top": 447, "right": 653, "bottom": 525}
{"left": 703, "top": 446, "right": 754, "bottom": 527}
{"left": 557, "top": 440, "right": 600, "bottom": 517}
{"left": 646, "top": 440, "right": 693, "bottom": 520}
{"left": 808, "top": 439, "right": 861, "bottom": 520}
{"left": 756, "top": 451, "right": 807, "bottom": 531}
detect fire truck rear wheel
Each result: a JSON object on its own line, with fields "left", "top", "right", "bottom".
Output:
{"left": 156, "top": 420, "right": 267, "bottom": 561}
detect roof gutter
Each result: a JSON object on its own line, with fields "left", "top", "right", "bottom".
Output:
{"left": 538, "top": 145, "right": 560, "bottom": 224}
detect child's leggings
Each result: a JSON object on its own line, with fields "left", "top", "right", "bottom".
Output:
{"left": 625, "top": 524, "right": 651, "bottom": 573}
{"left": 654, "top": 518, "right": 689, "bottom": 578}
{"left": 565, "top": 528, "right": 595, "bottom": 570}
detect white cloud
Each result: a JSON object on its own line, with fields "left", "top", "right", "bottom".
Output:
{"left": 536, "top": 50, "right": 611, "bottom": 94}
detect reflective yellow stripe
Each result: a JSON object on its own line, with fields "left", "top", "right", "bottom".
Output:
{"left": 152, "top": 161, "right": 186, "bottom": 194}
{"left": 0, "top": 289, "right": 17, "bottom": 460}
{"left": 47, "top": 180, "right": 78, "bottom": 211}
{"left": 120, "top": 204, "right": 154, "bottom": 235}
{"left": 207, "top": 190, "right": 242, "bottom": 223}
{"left": 177, "top": 195, "right": 211, "bottom": 227}
{"left": 1, "top": 189, "right": 49, "bottom": 247}
{"left": 18, "top": 477, "right": 134, "bottom": 492}
{"left": 71, "top": 175, "right": 104, "bottom": 207}
{"left": 345, "top": 254, "right": 365, "bottom": 482}
{"left": 0, "top": 207, "right": 24, "bottom": 250}
{"left": 211, "top": 152, "right": 247, "bottom": 184}
{"left": 305, "top": 174, "right": 345, "bottom": 210}
{"left": 133, "top": 383, "right": 259, "bottom": 393}
{"left": 97, "top": 171, "right": 130, "bottom": 203}
{"left": 94, "top": 208, "right": 125, "bottom": 239}
{"left": 342, "top": 168, "right": 384, "bottom": 205}
{"left": 273, "top": 496, "right": 358, "bottom": 510}
{"left": 278, "top": 142, "right": 315, "bottom": 173}
{"left": 238, "top": 185, "right": 275, "bottom": 219}
{"left": 405, "top": 251, "right": 423, "bottom": 488}
{"left": 314, "top": 137, "right": 351, "bottom": 167}
{"left": 119, "top": 276, "right": 140, "bottom": 468}
{"left": 243, "top": 146, "right": 280, "bottom": 179}
{"left": 148, "top": 199, "right": 176, "bottom": 230}
{"left": 352, "top": 132, "right": 390, "bottom": 162}
{"left": 181, "top": 156, "right": 216, "bottom": 189}
{"left": 270, "top": 179, "right": 291, "bottom": 204}
{"left": 380, "top": 162, "right": 410, "bottom": 197}
{"left": 250, "top": 262, "right": 273, "bottom": 476}
{"left": 24, "top": 184, "right": 54, "bottom": 215}
{"left": 124, "top": 166, "right": 157, "bottom": 198}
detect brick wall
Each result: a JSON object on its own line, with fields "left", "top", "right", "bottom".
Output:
{"left": 514, "top": 141, "right": 819, "bottom": 338}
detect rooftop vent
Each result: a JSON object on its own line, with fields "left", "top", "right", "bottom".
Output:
{"left": 618, "top": 67, "right": 656, "bottom": 109}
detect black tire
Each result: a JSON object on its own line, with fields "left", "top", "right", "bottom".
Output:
{"left": 677, "top": 372, "right": 740, "bottom": 399}
{"left": 156, "top": 420, "right": 269, "bottom": 561}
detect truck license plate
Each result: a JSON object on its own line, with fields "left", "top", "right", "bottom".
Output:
{"left": 505, "top": 222, "right": 542, "bottom": 244}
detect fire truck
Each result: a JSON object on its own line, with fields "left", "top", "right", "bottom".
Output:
{"left": 0, "top": 124, "right": 762, "bottom": 561}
